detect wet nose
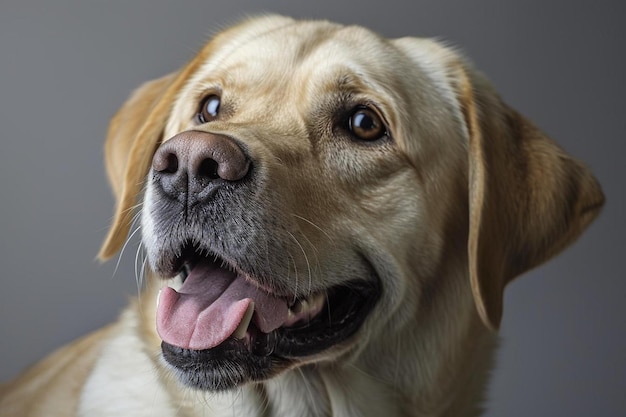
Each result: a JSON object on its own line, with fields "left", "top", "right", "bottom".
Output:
{"left": 151, "top": 130, "right": 250, "bottom": 200}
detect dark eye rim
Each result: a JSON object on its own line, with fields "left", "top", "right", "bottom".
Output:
{"left": 196, "top": 94, "right": 221, "bottom": 124}
{"left": 346, "top": 105, "right": 389, "bottom": 143}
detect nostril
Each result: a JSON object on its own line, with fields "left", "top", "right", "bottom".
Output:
{"left": 164, "top": 153, "right": 179, "bottom": 174}
{"left": 197, "top": 158, "right": 220, "bottom": 180}
{"left": 154, "top": 152, "right": 179, "bottom": 174}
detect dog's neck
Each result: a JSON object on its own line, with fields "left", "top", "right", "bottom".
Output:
{"left": 262, "top": 364, "right": 402, "bottom": 417}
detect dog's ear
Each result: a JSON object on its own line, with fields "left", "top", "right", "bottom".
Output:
{"left": 394, "top": 37, "right": 603, "bottom": 329}
{"left": 98, "top": 73, "right": 177, "bottom": 260}
{"left": 454, "top": 59, "right": 605, "bottom": 330}
{"left": 98, "top": 48, "right": 210, "bottom": 260}
{"left": 102, "top": 74, "right": 175, "bottom": 204}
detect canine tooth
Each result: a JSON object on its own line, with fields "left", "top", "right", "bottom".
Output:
{"left": 289, "top": 293, "right": 326, "bottom": 316}
{"left": 167, "top": 276, "right": 183, "bottom": 291}
{"left": 232, "top": 302, "right": 255, "bottom": 340}
{"left": 156, "top": 289, "right": 162, "bottom": 309}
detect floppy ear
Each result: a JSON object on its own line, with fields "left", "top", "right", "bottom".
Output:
{"left": 102, "top": 74, "right": 175, "bottom": 204}
{"left": 99, "top": 48, "right": 211, "bottom": 260}
{"left": 455, "top": 63, "right": 605, "bottom": 330}
{"left": 98, "top": 73, "right": 176, "bottom": 260}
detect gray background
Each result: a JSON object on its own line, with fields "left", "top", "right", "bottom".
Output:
{"left": 1, "top": 1, "right": 624, "bottom": 415}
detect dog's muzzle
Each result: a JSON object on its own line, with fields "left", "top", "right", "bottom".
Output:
{"left": 146, "top": 130, "right": 380, "bottom": 391}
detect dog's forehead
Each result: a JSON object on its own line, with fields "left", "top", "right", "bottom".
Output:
{"left": 192, "top": 20, "right": 407, "bottom": 101}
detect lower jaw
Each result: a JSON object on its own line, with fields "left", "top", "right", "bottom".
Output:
{"left": 161, "top": 340, "right": 291, "bottom": 391}
{"left": 161, "top": 282, "right": 381, "bottom": 391}
{"left": 159, "top": 318, "right": 337, "bottom": 391}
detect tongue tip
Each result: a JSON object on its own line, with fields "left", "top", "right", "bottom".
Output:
{"left": 185, "top": 298, "right": 252, "bottom": 350}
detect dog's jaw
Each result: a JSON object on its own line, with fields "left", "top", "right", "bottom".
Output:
{"left": 149, "top": 251, "right": 381, "bottom": 391}
{"left": 142, "top": 172, "right": 383, "bottom": 389}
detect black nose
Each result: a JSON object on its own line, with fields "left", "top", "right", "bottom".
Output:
{"left": 152, "top": 131, "right": 250, "bottom": 201}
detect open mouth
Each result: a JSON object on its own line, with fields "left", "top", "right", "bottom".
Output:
{"left": 156, "top": 244, "right": 380, "bottom": 390}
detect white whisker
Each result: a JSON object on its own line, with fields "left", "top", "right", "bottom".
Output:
{"left": 112, "top": 218, "right": 143, "bottom": 279}
{"left": 294, "top": 232, "right": 320, "bottom": 296}
{"left": 138, "top": 246, "right": 149, "bottom": 295}
{"left": 285, "top": 250, "right": 298, "bottom": 303}
{"left": 134, "top": 241, "right": 145, "bottom": 296}
{"left": 291, "top": 213, "right": 333, "bottom": 242}
{"left": 288, "top": 231, "right": 312, "bottom": 299}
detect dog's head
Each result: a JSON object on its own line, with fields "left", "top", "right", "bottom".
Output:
{"left": 99, "top": 16, "right": 603, "bottom": 391}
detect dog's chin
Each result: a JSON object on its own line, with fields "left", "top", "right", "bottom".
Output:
{"left": 154, "top": 247, "right": 380, "bottom": 392}
{"left": 160, "top": 340, "right": 283, "bottom": 391}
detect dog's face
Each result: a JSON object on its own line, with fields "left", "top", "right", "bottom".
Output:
{"left": 99, "top": 16, "right": 603, "bottom": 392}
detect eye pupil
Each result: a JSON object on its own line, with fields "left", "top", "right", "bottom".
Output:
{"left": 348, "top": 107, "right": 386, "bottom": 141}
{"left": 353, "top": 112, "right": 374, "bottom": 130}
{"left": 198, "top": 95, "right": 221, "bottom": 123}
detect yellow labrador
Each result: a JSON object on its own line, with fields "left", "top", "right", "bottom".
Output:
{"left": 0, "top": 15, "right": 604, "bottom": 417}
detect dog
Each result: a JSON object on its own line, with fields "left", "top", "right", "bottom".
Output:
{"left": 0, "top": 15, "right": 604, "bottom": 417}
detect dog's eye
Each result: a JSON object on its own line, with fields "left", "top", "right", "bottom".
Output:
{"left": 197, "top": 95, "right": 221, "bottom": 124}
{"left": 348, "top": 107, "right": 387, "bottom": 141}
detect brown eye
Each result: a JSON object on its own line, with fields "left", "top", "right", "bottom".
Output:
{"left": 197, "top": 95, "right": 221, "bottom": 123}
{"left": 348, "top": 107, "right": 387, "bottom": 141}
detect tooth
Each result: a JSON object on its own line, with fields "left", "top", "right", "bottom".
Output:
{"left": 290, "top": 299, "right": 305, "bottom": 314}
{"left": 232, "top": 302, "right": 255, "bottom": 340}
{"left": 167, "top": 277, "right": 182, "bottom": 291}
{"left": 310, "top": 293, "right": 325, "bottom": 311}
{"left": 156, "top": 289, "right": 162, "bottom": 309}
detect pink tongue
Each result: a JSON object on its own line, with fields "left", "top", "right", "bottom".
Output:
{"left": 156, "top": 262, "right": 289, "bottom": 350}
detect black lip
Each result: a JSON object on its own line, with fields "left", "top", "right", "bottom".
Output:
{"left": 161, "top": 340, "right": 284, "bottom": 391}
{"left": 274, "top": 281, "right": 380, "bottom": 357}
